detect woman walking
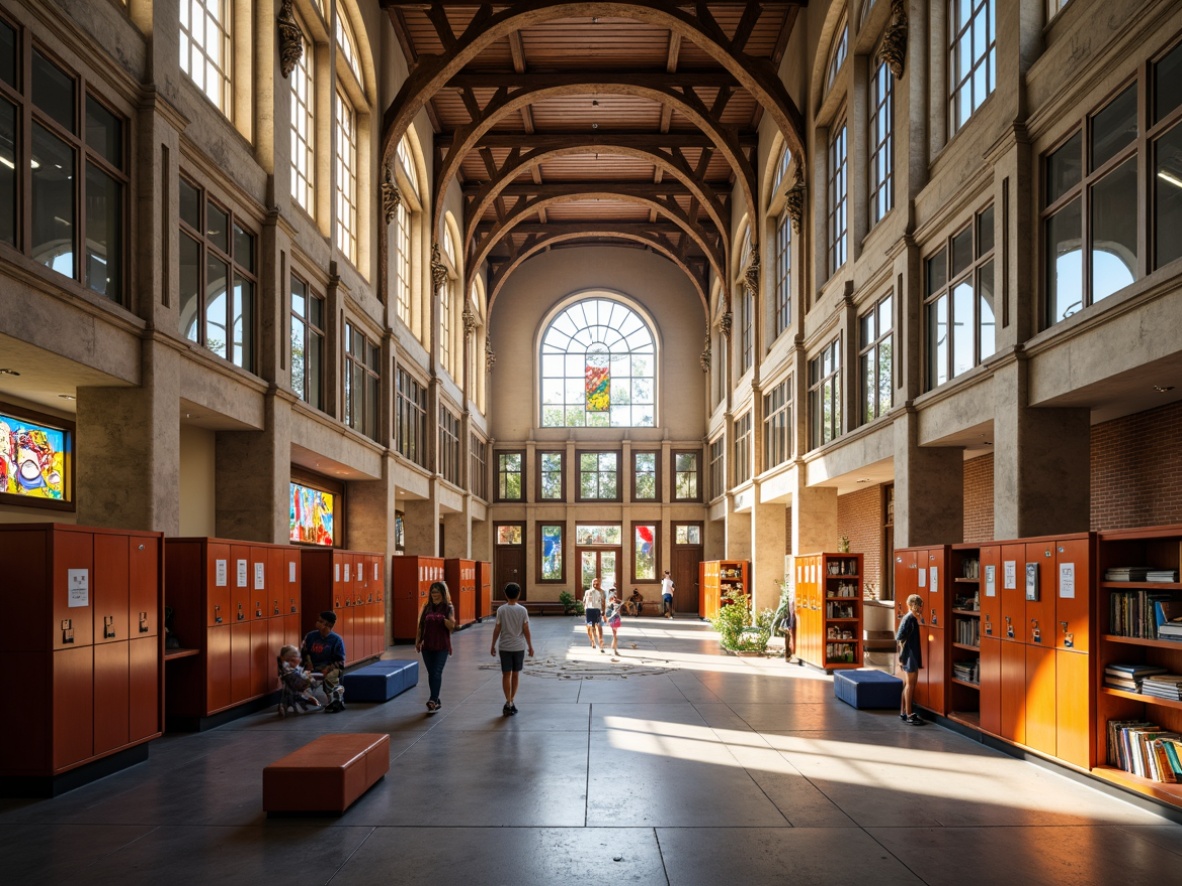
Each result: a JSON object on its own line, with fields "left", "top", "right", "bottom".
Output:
{"left": 416, "top": 581, "right": 456, "bottom": 713}
{"left": 604, "top": 590, "right": 624, "bottom": 656}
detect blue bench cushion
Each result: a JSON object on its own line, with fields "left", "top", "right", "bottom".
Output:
{"left": 833, "top": 669, "right": 903, "bottom": 709}
{"left": 341, "top": 660, "right": 419, "bottom": 702}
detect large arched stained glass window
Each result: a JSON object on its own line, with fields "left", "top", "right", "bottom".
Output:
{"left": 540, "top": 297, "right": 655, "bottom": 428}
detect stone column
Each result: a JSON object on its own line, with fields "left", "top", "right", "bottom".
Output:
{"left": 892, "top": 409, "right": 963, "bottom": 547}
{"left": 750, "top": 497, "right": 787, "bottom": 612}
{"left": 214, "top": 390, "right": 293, "bottom": 542}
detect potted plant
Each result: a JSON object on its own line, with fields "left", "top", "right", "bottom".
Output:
{"left": 558, "top": 589, "right": 584, "bottom": 616}
{"left": 710, "top": 593, "right": 776, "bottom": 655}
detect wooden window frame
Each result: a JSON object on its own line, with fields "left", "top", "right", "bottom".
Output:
{"left": 672, "top": 449, "right": 702, "bottom": 502}
{"left": 537, "top": 449, "right": 566, "bottom": 502}
{"left": 631, "top": 450, "right": 659, "bottom": 502}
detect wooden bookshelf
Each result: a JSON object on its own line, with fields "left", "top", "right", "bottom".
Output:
{"left": 1094, "top": 524, "right": 1182, "bottom": 802}
{"left": 699, "top": 560, "right": 748, "bottom": 620}
{"left": 794, "top": 553, "right": 862, "bottom": 671}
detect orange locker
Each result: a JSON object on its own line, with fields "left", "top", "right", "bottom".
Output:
{"left": 391, "top": 556, "right": 444, "bottom": 642}
{"left": 1024, "top": 643, "right": 1057, "bottom": 755}
{"left": 1000, "top": 632, "right": 1026, "bottom": 744}
{"left": 300, "top": 548, "right": 385, "bottom": 666}
{"left": 979, "top": 636, "right": 1002, "bottom": 735}
{"left": 446, "top": 558, "right": 477, "bottom": 627}
{"left": 477, "top": 561, "right": 492, "bottom": 620}
{"left": 1056, "top": 649, "right": 1091, "bottom": 768}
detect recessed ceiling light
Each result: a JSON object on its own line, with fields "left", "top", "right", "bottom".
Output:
{"left": 0, "top": 368, "right": 20, "bottom": 376}
{"left": 856, "top": 478, "right": 870, "bottom": 483}
{"left": 58, "top": 394, "right": 76, "bottom": 400}
{"left": 1154, "top": 385, "right": 1175, "bottom": 393}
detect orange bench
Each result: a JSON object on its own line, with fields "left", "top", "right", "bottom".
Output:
{"left": 263, "top": 733, "right": 389, "bottom": 814}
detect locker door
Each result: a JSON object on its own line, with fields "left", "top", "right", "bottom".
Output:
{"left": 128, "top": 535, "right": 159, "bottom": 638}
{"left": 920, "top": 626, "right": 945, "bottom": 715}
{"left": 999, "top": 543, "right": 1026, "bottom": 644}
{"left": 52, "top": 646, "right": 94, "bottom": 769}
{"left": 1000, "top": 639, "right": 1026, "bottom": 744}
{"left": 230, "top": 621, "right": 252, "bottom": 703}
{"left": 1025, "top": 644, "right": 1057, "bottom": 755}
{"left": 53, "top": 530, "right": 94, "bottom": 650}
{"left": 206, "top": 542, "right": 232, "bottom": 627}
{"left": 251, "top": 618, "right": 272, "bottom": 697}
{"left": 979, "top": 545, "right": 1001, "bottom": 643}
{"left": 249, "top": 546, "right": 269, "bottom": 622}
{"left": 93, "top": 534, "right": 129, "bottom": 646}
{"left": 93, "top": 640, "right": 130, "bottom": 754}
{"left": 1056, "top": 649, "right": 1091, "bottom": 768}
{"left": 979, "top": 636, "right": 1002, "bottom": 735}
{"left": 128, "top": 634, "right": 159, "bottom": 743}
{"left": 1054, "top": 536, "right": 1090, "bottom": 654}
{"left": 229, "top": 545, "right": 251, "bottom": 627}
{"left": 1024, "top": 541, "right": 1056, "bottom": 648}
{"left": 206, "top": 624, "right": 232, "bottom": 713}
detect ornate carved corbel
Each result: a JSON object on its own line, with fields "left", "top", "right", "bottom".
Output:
{"left": 877, "top": 0, "right": 909, "bottom": 79}
{"left": 700, "top": 335, "right": 711, "bottom": 372}
{"left": 463, "top": 307, "right": 477, "bottom": 335}
{"left": 485, "top": 338, "right": 496, "bottom": 372}
{"left": 719, "top": 311, "right": 733, "bottom": 339}
{"left": 744, "top": 245, "right": 760, "bottom": 295}
{"left": 431, "top": 243, "right": 448, "bottom": 293}
{"left": 381, "top": 164, "right": 402, "bottom": 224}
{"left": 277, "top": 0, "right": 303, "bottom": 79}
{"left": 785, "top": 167, "right": 806, "bottom": 235}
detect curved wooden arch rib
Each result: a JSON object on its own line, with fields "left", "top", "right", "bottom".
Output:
{"left": 380, "top": 1, "right": 807, "bottom": 195}
{"left": 469, "top": 190, "right": 725, "bottom": 296}
{"left": 437, "top": 79, "right": 752, "bottom": 245}
{"left": 486, "top": 229, "right": 708, "bottom": 316}
{"left": 463, "top": 143, "right": 728, "bottom": 249}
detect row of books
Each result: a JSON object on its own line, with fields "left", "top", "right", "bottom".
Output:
{"left": 1141, "top": 674, "right": 1182, "bottom": 701}
{"left": 1103, "top": 662, "right": 1168, "bottom": 694}
{"left": 954, "top": 616, "right": 980, "bottom": 646}
{"left": 1104, "top": 566, "right": 1180, "bottom": 582}
{"left": 952, "top": 658, "right": 979, "bottom": 684}
{"left": 1107, "top": 719, "right": 1182, "bottom": 782}
{"left": 1108, "top": 590, "right": 1182, "bottom": 639}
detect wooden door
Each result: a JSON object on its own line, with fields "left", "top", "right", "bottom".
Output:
{"left": 128, "top": 635, "right": 159, "bottom": 743}
{"left": 1054, "top": 536, "right": 1090, "bottom": 653}
{"left": 206, "top": 541, "right": 231, "bottom": 627}
{"left": 52, "top": 645, "right": 93, "bottom": 770}
{"left": 979, "top": 545, "right": 1001, "bottom": 642}
{"left": 206, "top": 624, "right": 232, "bottom": 713}
{"left": 229, "top": 544, "right": 251, "bottom": 627}
{"left": 1024, "top": 644, "right": 1057, "bottom": 755}
{"left": 128, "top": 535, "right": 159, "bottom": 639}
{"left": 1056, "top": 649, "right": 1091, "bottom": 767}
{"left": 493, "top": 523, "right": 525, "bottom": 600}
{"left": 999, "top": 543, "right": 1026, "bottom": 643}
{"left": 53, "top": 529, "right": 94, "bottom": 650}
{"left": 93, "top": 640, "right": 130, "bottom": 754}
{"left": 672, "top": 546, "right": 700, "bottom": 614}
{"left": 1000, "top": 638, "right": 1026, "bottom": 744}
{"left": 918, "top": 626, "right": 945, "bottom": 714}
{"left": 979, "top": 636, "right": 1002, "bottom": 735}
{"left": 1025, "top": 540, "right": 1057, "bottom": 647}
{"left": 93, "top": 534, "right": 129, "bottom": 646}
{"left": 230, "top": 621, "right": 252, "bottom": 703}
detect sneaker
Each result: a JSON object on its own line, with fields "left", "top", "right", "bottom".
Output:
{"left": 509, "top": 704, "right": 518, "bottom": 715}
{"left": 906, "top": 713, "right": 924, "bottom": 725}
{"left": 899, "top": 713, "right": 908, "bottom": 721}
{"left": 502, "top": 702, "right": 513, "bottom": 717}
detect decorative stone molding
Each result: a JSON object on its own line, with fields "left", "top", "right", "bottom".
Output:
{"left": 700, "top": 335, "right": 711, "bottom": 372}
{"left": 463, "top": 307, "right": 477, "bottom": 335}
{"left": 744, "top": 245, "right": 760, "bottom": 295}
{"left": 877, "top": 0, "right": 908, "bottom": 79}
{"left": 431, "top": 243, "right": 448, "bottom": 292}
{"left": 278, "top": 0, "right": 303, "bottom": 79}
{"left": 485, "top": 338, "right": 496, "bottom": 372}
{"left": 381, "top": 164, "right": 402, "bottom": 224}
{"left": 719, "top": 311, "right": 732, "bottom": 338}
{"left": 785, "top": 167, "right": 805, "bottom": 234}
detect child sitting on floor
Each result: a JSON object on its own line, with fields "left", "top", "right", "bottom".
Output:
{"left": 277, "top": 643, "right": 321, "bottom": 714}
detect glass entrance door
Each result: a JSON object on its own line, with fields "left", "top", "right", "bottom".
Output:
{"left": 579, "top": 547, "right": 621, "bottom": 594}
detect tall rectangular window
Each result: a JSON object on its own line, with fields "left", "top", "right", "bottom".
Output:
{"left": 633, "top": 451, "right": 658, "bottom": 500}
{"left": 762, "top": 377, "right": 792, "bottom": 470}
{"left": 497, "top": 451, "right": 523, "bottom": 501}
{"left": 708, "top": 437, "right": 724, "bottom": 500}
{"left": 740, "top": 282, "right": 754, "bottom": 372}
{"left": 578, "top": 451, "right": 619, "bottom": 501}
{"left": 291, "top": 275, "right": 325, "bottom": 410}
{"left": 539, "top": 523, "right": 564, "bottom": 581}
{"left": 925, "top": 206, "right": 995, "bottom": 388}
{"left": 1154, "top": 43, "right": 1182, "bottom": 270}
{"left": 949, "top": 0, "right": 996, "bottom": 134}
{"left": 774, "top": 210, "right": 791, "bottom": 337}
{"left": 809, "top": 338, "right": 842, "bottom": 449}
{"left": 334, "top": 88, "right": 357, "bottom": 262}
{"left": 733, "top": 412, "right": 752, "bottom": 485}
{"left": 179, "top": 0, "right": 231, "bottom": 114}
{"left": 395, "top": 200, "right": 412, "bottom": 326}
{"left": 439, "top": 408, "right": 460, "bottom": 486}
{"left": 827, "top": 122, "right": 848, "bottom": 276}
{"left": 3, "top": 40, "right": 127, "bottom": 299}
{"left": 179, "top": 177, "right": 255, "bottom": 370}
{"left": 289, "top": 14, "right": 314, "bottom": 213}
{"left": 538, "top": 451, "right": 565, "bottom": 501}
{"left": 439, "top": 277, "right": 452, "bottom": 374}
{"left": 396, "top": 368, "right": 427, "bottom": 467}
{"left": 869, "top": 57, "right": 893, "bottom": 225}
{"left": 673, "top": 450, "right": 701, "bottom": 501}
{"left": 344, "top": 322, "right": 379, "bottom": 441}
{"left": 470, "top": 434, "right": 488, "bottom": 501}
{"left": 859, "top": 294, "right": 893, "bottom": 423}
{"left": 633, "top": 523, "right": 658, "bottom": 582}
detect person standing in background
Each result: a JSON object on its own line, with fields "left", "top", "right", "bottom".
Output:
{"left": 660, "top": 570, "right": 675, "bottom": 618}
{"left": 416, "top": 581, "right": 456, "bottom": 713}
{"left": 896, "top": 594, "right": 925, "bottom": 725}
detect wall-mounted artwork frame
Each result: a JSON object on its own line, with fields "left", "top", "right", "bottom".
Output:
{"left": 289, "top": 469, "right": 342, "bottom": 546}
{"left": 0, "top": 403, "right": 74, "bottom": 510}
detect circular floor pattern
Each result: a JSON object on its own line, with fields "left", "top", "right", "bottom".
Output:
{"left": 479, "top": 650, "right": 674, "bottom": 679}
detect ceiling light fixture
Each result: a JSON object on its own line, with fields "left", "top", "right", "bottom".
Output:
{"left": 58, "top": 394, "right": 76, "bottom": 400}
{"left": 1157, "top": 170, "right": 1182, "bottom": 190}
{"left": 1154, "top": 384, "right": 1175, "bottom": 393}
{"left": 0, "top": 368, "right": 20, "bottom": 376}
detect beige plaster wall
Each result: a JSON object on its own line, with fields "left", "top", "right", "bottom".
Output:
{"left": 179, "top": 424, "right": 216, "bottom": 537}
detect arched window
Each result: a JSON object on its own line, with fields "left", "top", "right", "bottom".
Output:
{"left": 394, "top": 135, "right": 420, "bottom": 334}
{"left": 333, "top": 1, "right": 371, "bottom": 272}
{"left": 290, "top": 11, "right": 315, "bottom": 212}
{"left": 540, "top": 296, "right": 656, "bottom": 428}
{"left": 439, "top": 225, "right": 456, "bottom": 376}
{"left": 736, "top": 226, "right": 754, "bottom": 373}
{"left": 825, "top": 15, "right": 848, "bottom": 94}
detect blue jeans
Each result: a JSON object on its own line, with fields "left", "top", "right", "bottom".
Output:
{"left": 421, "top": 648, "right": 448, "bottom": 703}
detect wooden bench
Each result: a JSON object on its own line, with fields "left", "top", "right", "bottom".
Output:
{"left": 340, "top": 659, "right": 419, "bottom": 703}
{"left": 263, "top": 733, "right": 389, "bottom": 814}
{"left": 492, "top": 601, "right": 569, "bottom": 616}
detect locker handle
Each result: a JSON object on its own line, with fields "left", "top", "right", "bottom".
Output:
{"left": 139, "top": 611, "right": 150, "bottom": 633}
{"left": 237, "top": 603, "right": 245, "bottom": 621}
{"left": 255, "top": 604, "right": 263, "bottom": 618}
{"left": 214, "top": 604, "right": 223, "bottom": 624}
{"left": 290, "top": 598, "right": 297, "bottom": 613}
{"left": 104, "top": 615, "right": 116, "bottom": 639}
{"left": 273, "top": 600, "right": 280, "bottom": 616}
{"left": 61, "top": 619, "right": 74, "bottom": 644}
{"left": 1031, "top": 618, "right": 1041, "bottom": 644}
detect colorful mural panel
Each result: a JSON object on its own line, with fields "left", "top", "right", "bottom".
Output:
{"left": 289, "top": 482, "right": 335, "bottom": 546}
{"left": 0, "top": 413, "right": 68, "bottom": 500}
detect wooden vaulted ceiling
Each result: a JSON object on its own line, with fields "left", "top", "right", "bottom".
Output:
{"left": 380, "top": 1, "right": 808, "bottom": 308}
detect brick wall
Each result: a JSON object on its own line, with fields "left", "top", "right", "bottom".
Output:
{"left": 963, "top": 454, "right": 994, "bottom": 543}
{"left": 1092, "top": 400, "right": 1182, "bottom": 530}
{"left": 838, "top": 485, "right": 884, "bottom": 594}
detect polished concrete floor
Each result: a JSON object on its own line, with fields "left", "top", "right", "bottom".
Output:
{"left": 5, "top": 616, "right": 1182, "bottom": 885}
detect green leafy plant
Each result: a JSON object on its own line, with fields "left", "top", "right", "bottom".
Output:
{"left": 710, "top": 593, "right": 776, "bottom": 654}
{"left": 558, "top": 589, "right": 584, "bottom": 615}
